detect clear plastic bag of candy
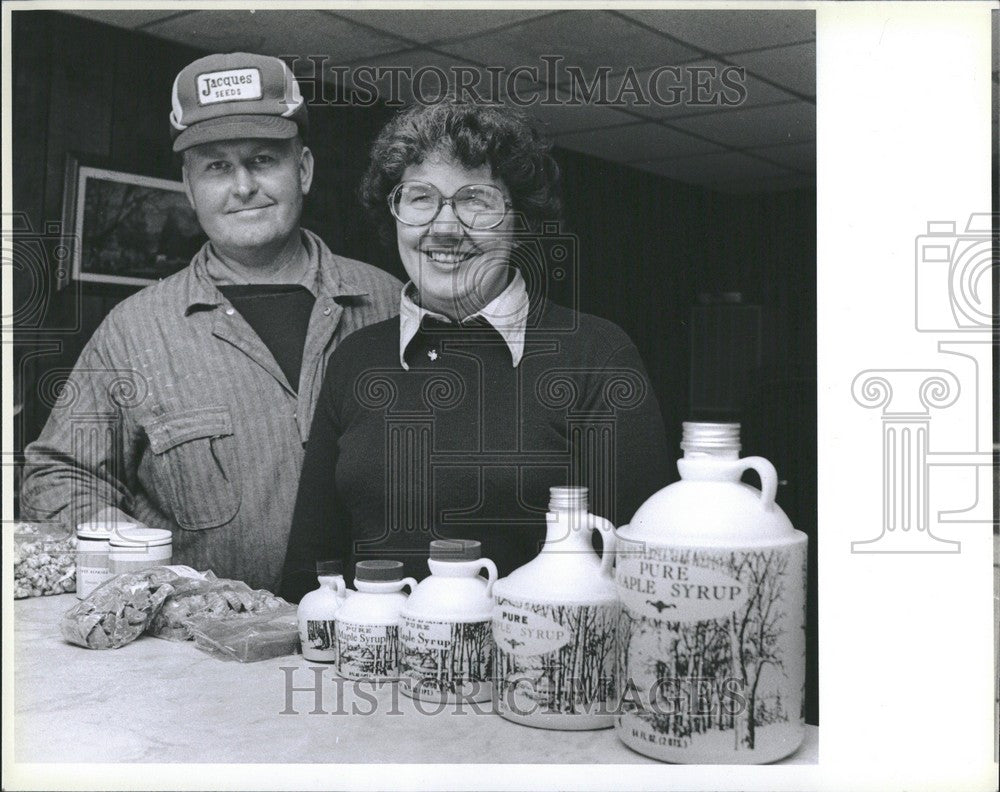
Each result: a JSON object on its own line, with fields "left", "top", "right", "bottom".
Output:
{"left": 59, "top": 566, "right": 203, "bottom": 649}
{"left": 148, "top": 574, "right": 288, "bottom": 642}
{"left": 13, "top": 521, "right": 76, "bottom": 598}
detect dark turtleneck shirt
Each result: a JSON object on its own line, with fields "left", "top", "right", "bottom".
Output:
{"left": 280, "top": 299, "right": 671, "bottom": 601}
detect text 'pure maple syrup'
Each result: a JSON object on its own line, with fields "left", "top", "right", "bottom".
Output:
{"left": 614, "top": 422, "right": 807, "bottom": 764}
{"left": 492, "top": 486, "right": 619, "bottom": 731}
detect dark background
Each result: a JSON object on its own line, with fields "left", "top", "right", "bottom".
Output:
{"left": 9, "top": 11, "right": 817, "bottom": 724}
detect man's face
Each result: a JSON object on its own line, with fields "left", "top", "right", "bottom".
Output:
{"left": 182, "top": 138, "right": 313, "bottom": 261}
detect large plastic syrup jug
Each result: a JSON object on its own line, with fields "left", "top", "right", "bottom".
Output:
{"left": 615, "top": 422, "right": 807, "bottom": 764}
{"left": 399, "top": 539, "right": 497, "bottom": 703}
{"left": 492, "top": 486, "right": 619, "bottom": 730}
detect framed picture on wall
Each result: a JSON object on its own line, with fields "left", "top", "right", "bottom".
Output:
{"left": 62, "top": 154, "right": 206, "bottom": 287}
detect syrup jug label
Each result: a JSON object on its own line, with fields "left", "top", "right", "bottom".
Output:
{"left": 399, "top": 617, "right": 493, "bottom": 697}
{"left": 616, "top": 547, "right": 750, "bottom": 622}
{"left": 493, "top": 596, "right": 618, "bottom": 718}
{"left": 616, "top": 542, "right": 806, "bottom": 758}
{"left": 335, "top": 621, "right": 400, "bottom": 679}
{"left": 493, "top": 602, "right": 572, "bottom": 655}
{"left": 301, "top": 619, "right": 338, "bottom": 660}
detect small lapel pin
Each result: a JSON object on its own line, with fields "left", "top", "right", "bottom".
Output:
{"left": 428, "top": 349, "right": 438, "bottom": 361}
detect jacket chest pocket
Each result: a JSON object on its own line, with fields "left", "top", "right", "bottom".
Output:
{"left": 144, "top": 406, "right": 241, "bottom": 531}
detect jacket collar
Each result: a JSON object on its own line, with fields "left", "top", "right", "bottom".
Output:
{"left": 183, "top": 229, "right": 368, "bottom": 314}
{"left": 398, "top": 270, "right": 530, "bottom": 370}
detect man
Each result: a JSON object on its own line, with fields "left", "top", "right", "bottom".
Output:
{"left": 21, "top": 53, "right": 401, "bottom": 590}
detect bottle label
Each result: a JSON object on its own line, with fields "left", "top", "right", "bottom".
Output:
{"left": 399, "top": 617, "right": 493, "bottom": 697}
{"left": 335, "top": 621, "right": 400, "bottom": 679}
{"left": 76, "top": 565, "right": 112, "bottom": 598}
{"left": 493, "top": 596, "right": 619, "bottom": 718}
{"left": 615, "top": 542, "right": 807, "bottom": 759}
{"left": 301, "top": 619, "right": 338, "bottom": 661}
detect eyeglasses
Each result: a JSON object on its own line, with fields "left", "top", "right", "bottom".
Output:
{"left": 388, "top": 181, "right": 511, "bottom": 230}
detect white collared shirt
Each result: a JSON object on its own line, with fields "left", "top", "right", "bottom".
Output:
{"left": 398, "top": 271, "right": 530, "bottom": 370}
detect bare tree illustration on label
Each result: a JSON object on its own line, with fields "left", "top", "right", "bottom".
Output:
{"left": 399, "top": 539, "right": 497, "bottom": 703}
{"left": 335, "top": 622, "right": 401, "bottom": 680}
{"left": 492, "top": 486, "right": 619, "bottom": 730}
{"left": 297, "top": 560, "right": 347, "bottom": 662}
{"left": 615, "top": 422, "right": 808, "bottom": 764}
{"left": 400, "top": 618, "right": 494, "bottom": 700}
{"left": 333, "top": 560, "right": 415, "bottom": 682}
{"left": 494, "top": 597, "right": 618, "bottom": 726}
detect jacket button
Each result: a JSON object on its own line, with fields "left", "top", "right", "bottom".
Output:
{"left": 323, "top": 307, "right": 332, "bottom": 316}
{"left": 225, "top": 307, "right": 235, "bottom": 316}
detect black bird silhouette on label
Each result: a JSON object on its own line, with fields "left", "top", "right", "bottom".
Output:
{"left": 508, "top": 639, "right": 525, "bottom": 649}
{"left": 646, "top": 600, "right": 677, "bottom": 612}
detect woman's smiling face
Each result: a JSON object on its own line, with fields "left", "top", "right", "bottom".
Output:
{"left": 395, "top": 152, "right": 514, "bottom": 320}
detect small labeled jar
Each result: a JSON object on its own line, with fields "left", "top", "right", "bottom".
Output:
{"left": 400, "top": 539, "right": 497, "bottom": 703}
{"left": 108, "top": 527, "right": 173, "bottom": 575}
{"left": 76, "top": 521, "right": 134, "bottom": 598}
{"left": 298, "top": 560, "right": 348, "bottom": 662}
{"left": 335, "top": 560, "right": 416, "bottom": 681}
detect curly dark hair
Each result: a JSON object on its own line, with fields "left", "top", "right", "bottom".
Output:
{"left": 359, "top": 98, "right": 562, "bottom": 245}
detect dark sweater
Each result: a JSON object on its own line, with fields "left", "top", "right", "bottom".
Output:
{"left": 280, "top": 299, "right": 671, "bottom": 602}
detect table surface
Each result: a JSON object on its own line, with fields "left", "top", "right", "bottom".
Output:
{"left": 12, "top": 594, "right": 818, "bottom": 765}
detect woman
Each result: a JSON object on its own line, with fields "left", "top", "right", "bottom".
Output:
{"left": 280, "top": 98, "right": 670, "bottom": 602}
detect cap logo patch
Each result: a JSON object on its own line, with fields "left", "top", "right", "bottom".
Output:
{"left": 197, "top": 68, "right": 262, "bottom": 105}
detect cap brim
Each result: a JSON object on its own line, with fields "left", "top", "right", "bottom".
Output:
{"left": 173, "top": 114, "right": 299, "bottom": 152}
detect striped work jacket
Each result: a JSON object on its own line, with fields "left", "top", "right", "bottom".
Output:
{"left": 21, "top": 229, "right": 401, "bottom": 591}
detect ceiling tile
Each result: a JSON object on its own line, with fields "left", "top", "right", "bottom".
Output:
{"left": 62, "top": 10, "right": 190, "bottom": 29}
{"left": 493, "top": 82, "right": 658, "bottom": 136}
{"left": 142, "top": 10, "right": 404, "bottom": 63}
{"left": 555, "top": 123, "right": 723, "bottom": 163}
{"left": 633, "top": 150, "right": 792, "bottom": 186}
{"left": 733, "top": 41, "right": 816, "bottom": 99}
{"left": 619, "top": 10, "right": 815, "bottom": 56}
{"left": 525, "top": 102, "right": 645, "bottom": 137}
{"left": 667, "top": 101, "right": 815, "bottom": 149}
{"left": 335, "top": 49, "right": 484, "bottom": 105}
{"left": 438, "top": 10, "right": 701, "bottom": 75}
{"left": 332, "top": 10, "right": 550, "bottom": 45}
{"left": 746, "top": 141, "right": 815, "bottom": 173}
{"left": 603, "top": 58, "right": 803, "bottom": 121}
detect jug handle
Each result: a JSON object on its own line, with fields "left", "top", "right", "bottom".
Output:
{"left": 588, "top": 513, "right": 617, "bottom": 580}
{"left": 479, "top": 559, "right": 499, "bottom": 598}
{"left": 738, "top": 456, "right": 778, "bottom": 510}
{"left": 332, "top": 577, "right": 347, "bottom": 598}
{"left": 401, "top": 577, "right": 418, "bottom": 595}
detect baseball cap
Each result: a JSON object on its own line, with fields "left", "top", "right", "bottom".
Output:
{"left": 170, "top": 52, "right": 308, "bottom": 152}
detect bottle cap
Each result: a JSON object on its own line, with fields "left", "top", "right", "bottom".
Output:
{"left": 680, "top": 421, "right": 741, "bottom": 454}
{"left": 77, "top": 521, "right": 134, "bottom": 540}
{"left": 108, "top": 527, "right": 173, "bottom": 548}
{"left": 548, "top": 485, "right": 588, "bottom": 511}
{"left": 316, "top": 559, "right": 344, "bottom": 577}
{"left": 354, "top": 559, "right": 404, "bottom": 582}
{"left": 429, "top": 539, "right": 481, "bottom": 561}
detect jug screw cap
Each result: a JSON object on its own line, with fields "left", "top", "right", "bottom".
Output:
{"left": 355, "top": 559, "right": 404, "bottom": 581}
{"left": 430, "top": 538, "right": 481, "bottom": 561}
{"left": 316, "top": 559, "right": 344, "bottom": 576}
